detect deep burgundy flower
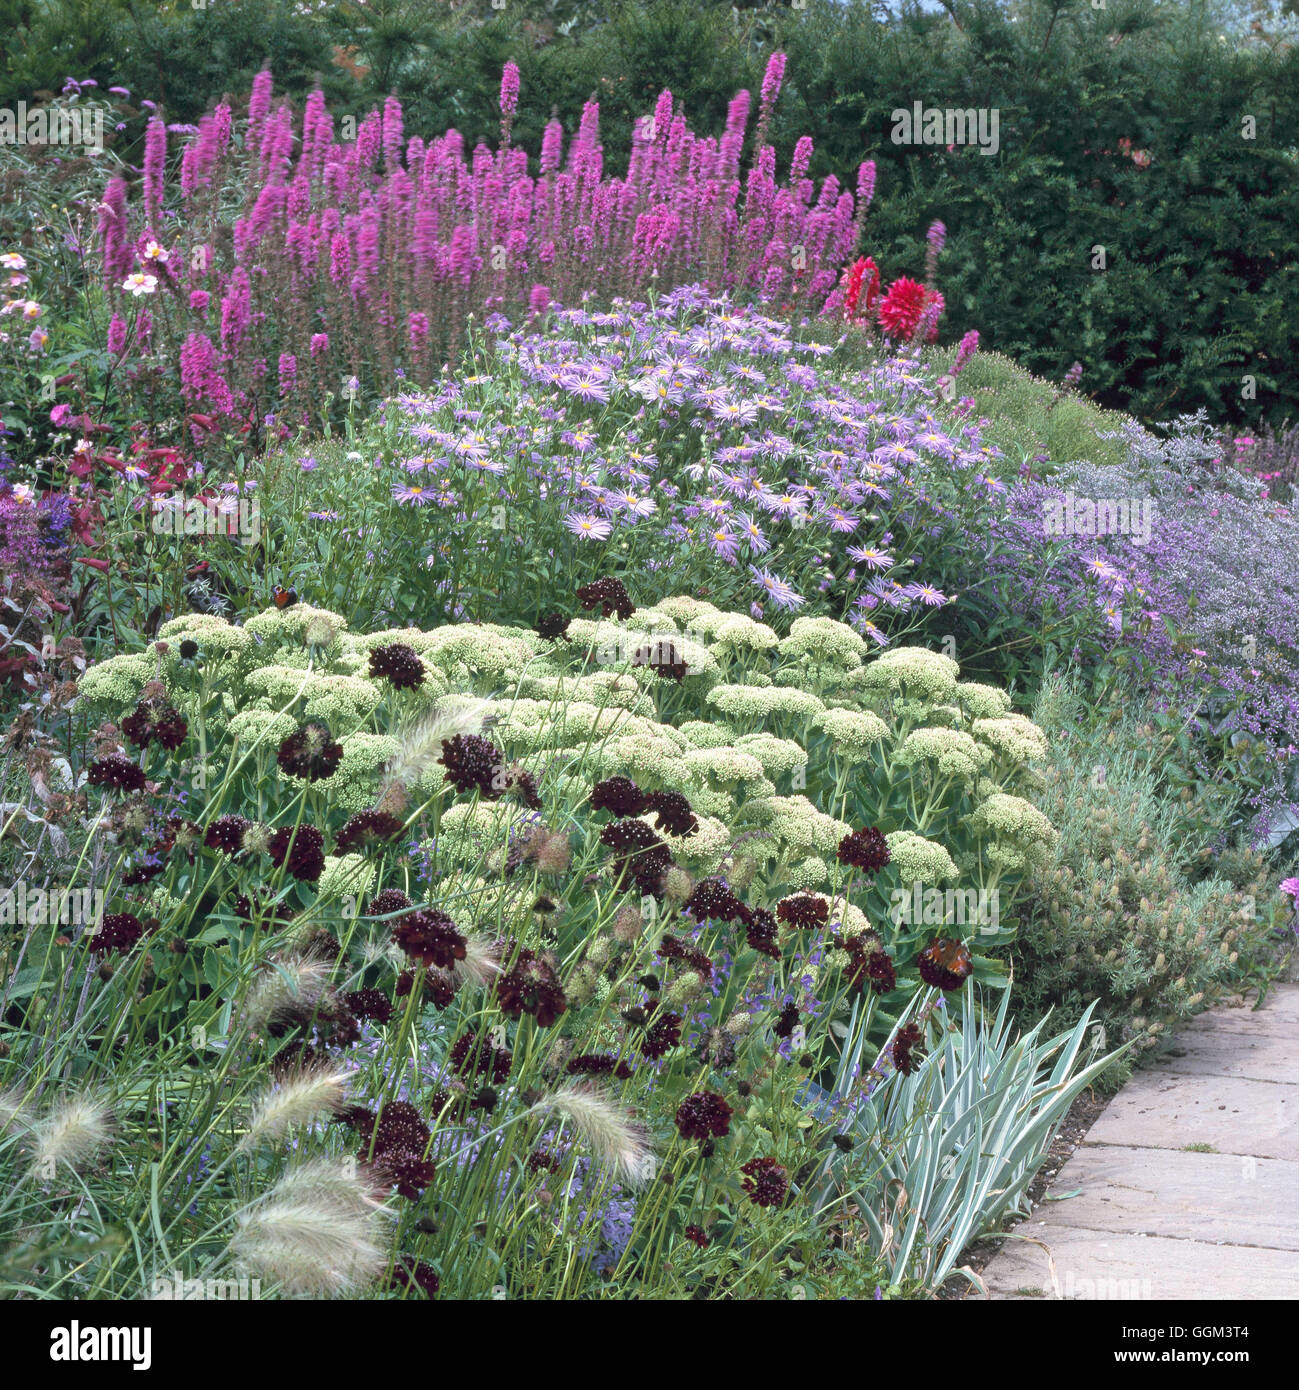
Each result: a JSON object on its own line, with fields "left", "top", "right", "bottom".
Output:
{"left": 740, "top": 1156, "right": 789, "bottom": 1207}
{"left": 566, "top": 1053, "right": 635, "bottom": 1079}
{"left": 368, "top": 642, "right": 426, "bottom": 690}
{"left": 838, "top": 934, "right": 895, "bottom": 995}
{"left": 642, "top": 789, "right": 698, "bottom": 837}
{"left": 122, "top": 697, "right": 188, "bottom": 751}
{"left": 892, "top": 1021, "right": 927, "bottom": 1076}
{"left": 528, "top": 1148, "right": 563, "bottom": 1174}
{"left": 657, "top": 933, "right": 714, "bottom": 980}
{"left": 267, "top": 824, "right": 327, "bottom": 882}
{"left": 495, "top": 947, "right": 567, "bottom": 1027}
{"left": 916, "top": 937, "right": 973, "bottom": 992}
{"left": 591, "top": 775, "right": 645, "bottom": 817}
{"left": 334, "top": 810, "right": 404, "bottom": 853}
{"left": 389, "top": 1257, "right": 439, "bottom": 1296}
{"left": 599, "top": 817, "right": 672, "bottom": 896}
{"left": 633, "top": 640, "right": 689, "bottom": 681}
{"left": 371, "top": 1100, "right": 431, "bottom": 1158}
{"left": 449, "top": 1029, "right": 512, "bottom": 1084}
{"left": 204, "top": 814, "right": 251, "bottom": 855}
{"left": 675, "top": 1091, "right": 733, "bottom": 1141}
{"left": 639, "top": 1003, "right": 682, "bottom": 1060}
{"left": 773, "top": 1002, "right": 801, "bottom": 1039}
{"left": 576, "top": 576, "right": 635, "bottom": 620}
{"left": 776, "top": 893, "right": 829, "bottom": 929}
{"left": 336, "top": 1104, "right": 376, "bottom": 1140}
{"left": 684, "top": 1224, "right": 710, "bottom": 1248}
{"left": 276, "top": 723, "right": 344, "bottom": 782}
{"left": 87, "top": 754, "right": 146, "bottom": 793}
{"left": 684, "top": 877, "right": 745, "bottom": 923}
{"left": 378, "top": 1150, "right": 436, "bottom": 1201}
{"left": 440, "top": 733, "right": 502, "bottom": 797}
{"left": 367, "top": 888, "right": 413, "bottom": 917}
{"left": 536, "top": 611, "right": 570, "bottom": 641}
{"left": 393, "top": 908, "right": 467, "bottom": 969}
{"left": 343, "top": 988, "right": 394, "bottom": 1024}
{"left": 741, "top": 905, "right": 781, "bottom": 959}
{"left": 88, "top": 912, "right": 143, "bottom": 955}
{"left": 837, "top": 826, "right": 890, "bottom": 873}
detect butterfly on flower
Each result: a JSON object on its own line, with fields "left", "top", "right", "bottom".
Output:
{"left": 916, "top": 936, "right": 973, "bottom": 991}
{"left": 272, "top": 584, "right": 299, "bottom": 608}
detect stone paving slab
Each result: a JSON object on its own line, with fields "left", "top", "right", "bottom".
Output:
{"left": 1084, "top": 1072, "right": 1299, "bottom": 1161}
{"left": 1026, "top": 1145, "right": 1299, "bottom": 1250}
{"left": 981, "top": 1226, "right": 1299, "bottom": 1301}
{"left": 979, "top": 985, "right": 1299, "bottom": 1300}
{"left": 1147, "top": 1029, "right": 1298, "bottom": 1083}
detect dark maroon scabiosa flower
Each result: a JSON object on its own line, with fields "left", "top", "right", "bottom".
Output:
{"left": 892, "top": 1021, "right": 926, "bottom": 1076}
{"left": 528, "top": 1148, "right": 563, "bottom": 1175}
{"left": 389, "top": 1258, "right": 439, "bottom": 1297}
{"left": 536, "top": 612, "right": 570, "bottom": 642}
{"left": 638, "top": 1003, "right": 682, "bottom": 1060}
{"left": 675, "top": 1091, "right": 733, "bottom": 1141}
{"left": 684, "top": 877, "right": 745, "bottom": 923}
{"left": 393, "top": 908, "right": 467, "bottom": 970}
{"left": 633, "top": 641, "right": 689, "bottom": 681}
{"left": 642, "top": 789, "right": 698, "bottom": 837}
{"left": 838, "top": 934, "right": 895, "bottom": 995}
{"left": 495, "top": 947, "right": 567, "bottom": 1027}
{"left": 566, "top": 1053, "right": 635, "bottom": 1079}
{"left": 368, "top": 642, "right": 426, "bottom": 690}
{"left": 343, "top": 988, "right": 393, "bottom": 1024}
{"left": 267, "top": 824, "right": 327, "bottom": 882}
{"left": 591, "top": 775, "right": 646, "bottom": 817}
{"left": 88, "top": 912, "right": 143, "bottom": 955}
{"left": 684, "top": 1224, "right": 710, "bottom": 1248}
{"left": 576, "top": 576, "right": 635, "bottom": 620}
{"left": 204, "top": 814, "right": 252, "bottom": 855}
{"left": 916, "top": 937, "right": 973, "bottom": 992}
{"left": 87, "top": 754, "right": 146, "bottom": 794}
{"left": 740, "top": 1156, "right": 789, "bottom": 1207}
{"left": 599, "top": 817, "right": 672, "bottom": 896}
{"left": 656, "top": 934, "right": 714, "bottom": 980}
{"left": 378, "top": 1150, "right": 436, "bottom": 1201}
{"left": 837, "top": 825, "right": 890, "bottom": 873}
{"left": 440, "top": 733, "right": 502, "bottom": 797}
{"left": 276, "top": 722, "right": 344, "bottom": 782}
{"left": 334, "top": 810, "right": 404, "bottom": 853}
{"left": 367, "top": 888, "right": 413, "bottom": 917}
{"left": 336, "top": 1104, "right": 376, "bottom": 1139}
{"left": 178, "top": 639, "right": 199, "bottom": 661}
{"left": 122, "top": 697, "right": 188, "bottom": 751}
{"left": 776, "top": 892, "right": 829, "bottom": 929}
{"left": 370, "top": 1100, "right": 430, "bottom": 1161}
{"left": 122, "top": 860, "right": 165, "bottom": 887}
{"left": 773, "top": 1002, "right": 801, "bottom": 1039}
{"left": 741, "top": 905, "right": 781, "bottom": 959}
{"left": 449, "top": 1030, "right": 512, "bottom": 1085}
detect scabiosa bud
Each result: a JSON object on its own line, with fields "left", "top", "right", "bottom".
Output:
{"left": 776, "top": 892, "right": 828, "bottom": 929}
{"left": 684, "top": 1224, "right": 710, "bottom": 1248}
{"left": 204, "top": 814, "right": 252, "bottom": 855}
{"left": 334, "top": 810, "right": 404, "bottom": 853}
{"left": 87, "top": 754, "right": 145, "bottom": 794}
{"left": 657, "top": 934, "right": 714, "bottom": 980}
{"left": 368, "top": 642, "right": 426, "bottom": 690}
{"left": 566, "top": 1053, "right": 635, "bottom": 1080}
{"left": 343, "top": 989, "right": 393, "bottom": 1024}
{"left": 178, "top": 639, "right": 199, "bottom": 661}
{"left": 740, "top": 1155, "right": 789, "bottom": 1207}
{"left": 638, "top": 1003, "right": 681, "bottom": 1060}
{"left": 277, "top": 723, "right": 344, "bottom": 782}
{"left": 891, "top": 1021, "right": 926, "bottom": 1075}
{"left": 837, "top": 826, "right": 890, "bottom": 873}
{"left": 675, "top": 1091, "right": 733, "bottom": 1141}
{"left": 393, "top": 908, "right": 467, "bottom": 970}
{"left": 267, "top": 824, "right": 327, "bottom": 883}
{"left": 591, "top": 776, "right": 646, "bottom": 817}
{"left": 449, "top": 1029, "right": 512, "bottom": 1084}
{"left": 88, "top": 912, "right": 143, "bottom": 955}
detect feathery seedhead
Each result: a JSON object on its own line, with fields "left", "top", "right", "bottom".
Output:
{"left": 238, "top": 1064, "right": 353, "bottom": 1151}
{"left": 530, "top": 1082, "right": 652, "bottom": 1186}
{"left": 30, "top": 1091, "right": 115, "bottom": 1178}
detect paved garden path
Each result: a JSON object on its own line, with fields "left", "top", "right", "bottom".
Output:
{"left": 979, "top": 983, "right": 1299, "bottom": 1300}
